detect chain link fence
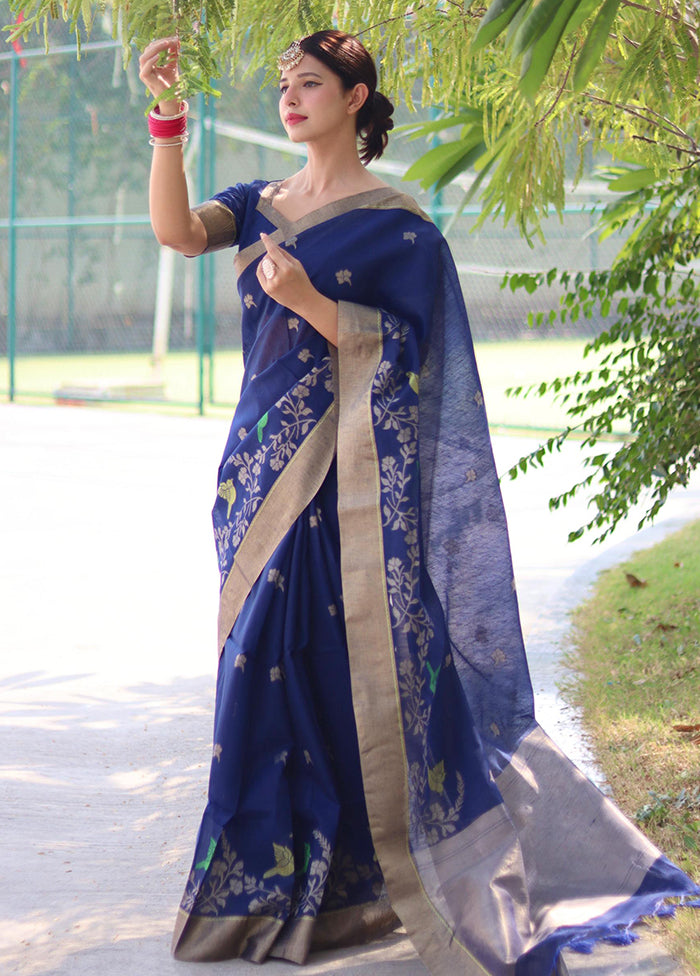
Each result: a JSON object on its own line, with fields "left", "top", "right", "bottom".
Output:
{"left": 1, "top": 20, "right": 621, "bottom": 413}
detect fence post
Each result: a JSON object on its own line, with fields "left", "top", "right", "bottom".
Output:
{"left": 195, "top": 92, "right": 207, "bottom": 415}
{"left": 206, "top": 95, "right": 216, "bottom": 405}
{"left": 7, "top": 51, "right": 19, "bottom": 402}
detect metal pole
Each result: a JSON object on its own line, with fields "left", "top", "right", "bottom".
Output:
{"left": 429, "top": 107, "right": 444, "bottom": 233}
{"left": 67, "top": 55, "right": 77, "bottom": 347}
{"left": 207, "top": 96, "right": 216, "bottom": 404}
{"left": 195, "top": 92, "right": 206, "bottom": 415}
{"left": 7, "top": 52, "right": 19, "bottom": 401}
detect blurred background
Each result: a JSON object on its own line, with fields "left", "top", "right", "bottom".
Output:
{"left": 1, "top": 15, "right": 621, "bottom": 420}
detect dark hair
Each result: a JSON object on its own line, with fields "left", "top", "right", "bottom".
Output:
{"left": 298, "top": 30, "right": 394, "bottom": 164}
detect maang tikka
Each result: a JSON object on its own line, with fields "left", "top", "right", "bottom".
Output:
{"left": 277, "top": 39, "right": 306, "bottom": 71}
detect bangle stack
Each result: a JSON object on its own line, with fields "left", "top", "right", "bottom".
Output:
{"left": 148, "top": 101, "right": 189, "bottom": 147}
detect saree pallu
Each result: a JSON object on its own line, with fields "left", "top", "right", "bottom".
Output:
{"left": 172, "top": 182, "right": 699, "bottom": 974}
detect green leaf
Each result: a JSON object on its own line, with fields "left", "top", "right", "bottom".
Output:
{"left": 395, "top": 111, "right": 483, "bottom": 140}
{"left": 403, "top": 139, "right": 476, "bottom": 187}
{"left": 572, "top": 0, "right": 621, "bottom": 92}
{"left": 471, "top": 0, "right": 532, "bottom": 52}
{"left": 563, "top": 0, "right": 603, "bottom": 38}
{"left": 605, "top": 168, "right": 656, "bottom": 193}
{"left": 519, "top": 0, "right": 580, "bottom": 98}
{"left": 435, "top": 141, "right": 488, "bottom": 191}
{"left": 511, "top": 0, "right": 569, "bottom": 59}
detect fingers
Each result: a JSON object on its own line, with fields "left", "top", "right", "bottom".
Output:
{"left": 255, "top": 235, "right": 307, "bottom": 301}
{"left": 139, "top": 37, "right": 181, "bottom": 98}
{"left": 259, "top": 232, "right": 294, "bottom": 267}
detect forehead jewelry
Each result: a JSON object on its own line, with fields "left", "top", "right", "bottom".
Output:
{"left": 277, "top": 39, "right": 305, "bottom": 71}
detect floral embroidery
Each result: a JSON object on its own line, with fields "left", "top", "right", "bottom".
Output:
{"left": 465, "top": 468, "right": 477, "bottom": 482}
{"left": 323, "top": 848, "right": 385, "bottom": 911}
{"left": 237, "top": 427, "right": 248, "bottom": 440}
{"left": 244, "top": 294, "right": 256, "bottom": 309}
{"left": 212, "top": 743, "right": 223, "bottom": 762}
{"left": 292, "top": 830, "right": 332, "bottom": 917}
{"left": 303, "top": 749, "right": 313, "bottom": 765}
{"left": 309, "top": 514, "right": 318, "bottom": 528}
{"left": 234, "top": 653, "right": 247, "bottom": 672}
{"left": 185, "top": 833, "right": 244, "bottom": 914}
{"left": 492, "top": 647, "right": 507, "bottom": 666}
{"left": 403, "top": 231, "right": 417, "bottom": 244}
{"left": 285, "top": 236, "right": 298, "bottom": 249}
{"left": 287, "top": 316, "right": 300, "bottom": 332}
{"left": 275, "top": 749, "right": 289, "bottom": 765}
{"left": 214, "top": 524, "right": 233, "bottom": 571}
{"left": 270, "top": 666, "right": 282, "bottom": 682}
{"left": 409, "top": 763, "right": 466, "bottom": 846}
{"left": 298, "top": 348, "right": 313, "bottom": 362}
{"left": 335, "top": 269, "right": 352, "bottom": 285}
{"left": 214, "top": 359, "right": 332, "bottom": 557}
{"left": 328, "top": 604, "right": 337, "bottom": 616}
{"left": 474, "top": 390, "right": 484, "bottom": 407}
{"left": 268, "top": 568, "right": 285, "bottom": 591}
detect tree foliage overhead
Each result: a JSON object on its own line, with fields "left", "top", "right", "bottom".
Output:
{"left": 5, "top": 0, "right": 700, "bottom": 543}
{"left": 6, "top": 1, "right": 699, "bottom": 235}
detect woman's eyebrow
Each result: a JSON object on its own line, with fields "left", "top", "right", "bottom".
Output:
{"left": 279, "top": 71, "right": 323, "bottom": 84}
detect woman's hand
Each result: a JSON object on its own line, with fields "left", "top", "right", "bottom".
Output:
{"left": 139, "top": 37, "right": 181, "bottom": 113}
{"left": 256, "top": 234, "right": 339, "bottom": 345}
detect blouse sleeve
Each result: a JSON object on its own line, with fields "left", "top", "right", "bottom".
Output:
{"left": 191, "top": 182, "right": 250, "bottom": 254}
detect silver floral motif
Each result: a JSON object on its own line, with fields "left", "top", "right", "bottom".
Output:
{"left": 335, "top": 269, "right": 352, "bottom": 285}
{"left": 268, "top": 568, "right": 285, "bottom": 591}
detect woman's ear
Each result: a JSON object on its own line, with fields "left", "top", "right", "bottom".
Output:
{"left": 347, "top": 83, "right": 369, "bottom": 116}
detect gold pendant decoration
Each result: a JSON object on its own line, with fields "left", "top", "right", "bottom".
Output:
{"left": 278, "top": 39, "right": 305, "bottom": 71}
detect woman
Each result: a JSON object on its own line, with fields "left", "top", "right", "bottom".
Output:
{"left": 139, "top": 30, "right": 698, "bottom": 976}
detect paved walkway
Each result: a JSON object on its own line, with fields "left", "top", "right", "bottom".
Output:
{"left": 1, "top": 403, "right": 698, "bottom": 976}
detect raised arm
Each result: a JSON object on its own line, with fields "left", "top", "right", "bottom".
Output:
{"left": 138, "top": 38, "right": 208, "bottom": 257}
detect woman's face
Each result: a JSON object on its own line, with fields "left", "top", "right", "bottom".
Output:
{"left": 278, "top": 53, "right": 366, "bottom": 146}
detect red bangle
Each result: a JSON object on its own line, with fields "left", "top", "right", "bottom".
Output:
{"left": 148, "top": 102, "right": 188, "bottom": 139}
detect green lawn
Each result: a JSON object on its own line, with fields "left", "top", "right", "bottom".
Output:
{"left": 3, "top": 337, "right": 608, "bottom": 431}
{"left": 566, "top": 520, "right": 700, "bottom": 973}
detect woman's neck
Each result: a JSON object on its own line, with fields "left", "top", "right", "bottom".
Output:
{"left": 288, "top": 139, "right": 384, "bottom": 200}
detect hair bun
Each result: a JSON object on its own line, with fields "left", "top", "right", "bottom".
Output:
{"left": 372, "top": 90, "right": 395, "bottom": 127}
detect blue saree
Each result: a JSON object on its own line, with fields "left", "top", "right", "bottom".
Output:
{"left": 172, "top": 181, "right": 699, "bottom": 974}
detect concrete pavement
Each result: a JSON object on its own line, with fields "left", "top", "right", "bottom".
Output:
{"left": 1, "top": 402, "right": 697, "bottom": 976}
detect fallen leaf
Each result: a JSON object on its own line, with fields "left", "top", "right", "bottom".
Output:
{"left": 672, "top": 724, "right": 700, "bottom": 733}
{"left": 654, "top": 622, "right": 678, "bottom": 632}
{"left": 625, "top": 572, "right": 648, "bottom": 588}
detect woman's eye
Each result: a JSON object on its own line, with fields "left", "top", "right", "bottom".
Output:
{"left": 304, "top": 81, "right": 318, "bottom": 87}
{"left": 279, "top": 86, "right": 288, "bottom": 95}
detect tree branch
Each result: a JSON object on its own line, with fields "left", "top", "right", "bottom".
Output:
{"left": 536, "top": 42, "right": 577, "bottom": 127}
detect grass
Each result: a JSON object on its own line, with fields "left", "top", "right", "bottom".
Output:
{"left": 565, "top": 520, "right": 700, "bottom": 973}
{"left": 3, "top": 337, "right": 607, "bottom": 431}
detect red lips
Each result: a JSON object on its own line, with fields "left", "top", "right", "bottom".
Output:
{"left": 286, "top": 114, "right": 307, "bottom": 125}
